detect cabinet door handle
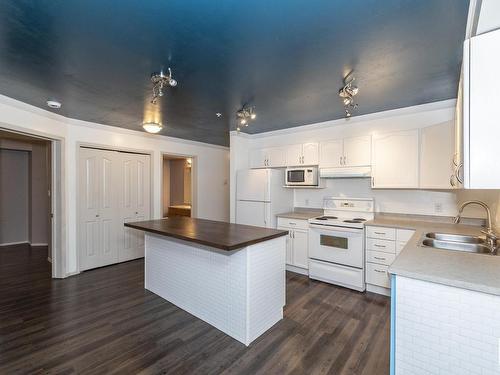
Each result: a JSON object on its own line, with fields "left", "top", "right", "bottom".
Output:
{"left": 374, "top": 269, "right": 386, "bottom": 273}
{"left": 343, "top": 156, "right": 347, "bottom": 165}
{"left": 289, "top": 222, "right": 296, "bottom": 225}
{"left": 456, "top": 162, "right": 463, "bottom": 184}
{"left": 450, "top": 174, "right": 456, "bottom": 187}
{"left": 96, "top": 214, "right": 100, "bottom": 217}
{"left": 374, "top": 244, "right": 386, "bottom": 248}
{"left": 374, "top": 232, "right": 386, "bottom": 235}
{"left": 374, "top": 256, "right": 386, "bottom": 260}
{"left": 372, "top": 177, "right": 375, "bottom": 187}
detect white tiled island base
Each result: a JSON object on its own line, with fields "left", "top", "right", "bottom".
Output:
{"left": 393, "top": 276, "right": 500, "bottom": 375}
{"left": 145, "top": 233, "right": 286, "bottom": 346}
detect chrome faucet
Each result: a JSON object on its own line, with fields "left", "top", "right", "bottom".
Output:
{"left": 454, "top": 200, "right": 498, "bottom": 253}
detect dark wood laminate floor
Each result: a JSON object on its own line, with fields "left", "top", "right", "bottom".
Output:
{"left": 0, "top": 244, "right": 390, "bottom": 375}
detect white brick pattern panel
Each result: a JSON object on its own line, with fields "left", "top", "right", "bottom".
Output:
{"left": 144, "top": 233, "right": 286, "bottom": 346}
{"left": 247, "top": 236, "right": 285, "bottom": 343}
{"left": 396, "top": 276, "right": 500, "bottom": 375}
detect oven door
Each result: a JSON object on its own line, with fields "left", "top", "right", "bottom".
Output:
{"left": 308, "top": 224, "right": 364, "bottom": 268}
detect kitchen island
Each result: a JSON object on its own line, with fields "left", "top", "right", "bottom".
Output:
{"left": 125, "top": 217, "right": 288, "bottom": 346}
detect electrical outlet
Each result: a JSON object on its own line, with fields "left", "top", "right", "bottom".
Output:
{"left": 434, "top": 202, "right": 443, "bottom": 213}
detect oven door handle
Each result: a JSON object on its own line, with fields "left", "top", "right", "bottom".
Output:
{"left": 308, "top": 224, "right": 364, "bottom": 233}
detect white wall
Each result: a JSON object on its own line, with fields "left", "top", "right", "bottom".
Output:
{"left": 0, "top": 94, "right": 229, "bottom": 276}
{"left": 229, "top": 133, "right": 250, "bottom": 222}
{"left": 29, "top": 142, "right": 50, "bottom": 245}
{"left": 0, "top": 149, "right": 30, "bottom": 244}
{"left": 476, "top": 0, "right": 500, "bottom": 35}
{"left": 230, "top": 100, "right": 499, "bottom": 223}
{"left": 162, "top": 160, "right": 170, "bottom": 216}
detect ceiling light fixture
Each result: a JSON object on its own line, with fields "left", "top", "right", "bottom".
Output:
{"left": 150, "top": 68, "right": 177, "bottom": 104}
{"left": 46, "top": 100, "right": 62, "bottom": 109}
{"left": 339, "top": 76, "right": 359, "bottom": 118}
{"left": 235, "top": 106, "right": 256, "bottom": 132}
{"left": 142, "top": 121, "right": 163, "bottom": 134}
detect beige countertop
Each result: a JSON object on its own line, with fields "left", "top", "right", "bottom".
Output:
{"left": 276, "top": 209, "right": 322, "bottom": 220}
{"left": 366, "top": 215, "right": 500, "bottom": 296}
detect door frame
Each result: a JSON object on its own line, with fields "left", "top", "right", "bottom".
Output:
{"left": 0, "top": 124, "right": 65, "bottom": 279}
{"left": 160, "top": 152, "right": 197, "bottom": 218}
{"left": 76, "top": 142, "right": 154, "bottom": 273}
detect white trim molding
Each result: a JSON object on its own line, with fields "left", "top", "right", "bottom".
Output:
{"left": 236, "top": 99, "right": 456, "bottom": 139}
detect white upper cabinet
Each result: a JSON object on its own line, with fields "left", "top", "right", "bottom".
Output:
{"left": 249, "top": 147, "right": 286, "bottom": 168}
{"left": 319, "top": 139, "right": 343, "bottom": 167}
{"left": 266, "top": 147, "right": 287, "bottom": 168}
{"left": 372, "top": 129, "right": 419, "bottom": 188}
{"left": 419, "top": 121, "right": 454, "bottom": 189}
{"left": 302, "top": 143, "right": 319, "bottom": 165}
{"left": 249, "top": 148, "right": 266, "bottom": 168}
{"left": 344, "top": 135, "right": 371, "bottom": 167}
{"left": 319, "top": 135, "right": 371, "bottom": 168}
{"left": 286, "top": 144, "right": 303, "bottom": 166}
{"left": 463, "top": 29, "right": 500, "bottom": 188}
{"left": 286, "top": 143, "right": 319, "bottom": 166}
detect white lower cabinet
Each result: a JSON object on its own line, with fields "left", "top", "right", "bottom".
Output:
{"left": 277, "top": 217, "right": 309, "bottom": 274}
{"left": 365, "top": 225, "right": 415, "bottom": 295}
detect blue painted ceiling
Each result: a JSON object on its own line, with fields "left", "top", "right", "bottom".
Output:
{"left": 0, "top": 0, "right": 469, "bottom": 146}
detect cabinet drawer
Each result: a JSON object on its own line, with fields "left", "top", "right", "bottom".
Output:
{"left": 366, "top": 238, "right": 396, "bottom": 254}
{"left": 277, "top": 217, "right": 309, "bottom": 230}
{"left": 309, "top": 259, "right": 364, "bottom": 291}
{"left": 366, "top": 226, "right": 396, "bottom": 240}
{"left": 366, "top": 263, "right": 391, "bottom": 288}
{"left": 366, "top": 250, "right": 396, "bottom": 266}
{"left": 397, "top": 229, "right": 415, "bottom": 243}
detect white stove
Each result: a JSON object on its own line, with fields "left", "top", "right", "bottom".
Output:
{"left": 308, "top": 197, "right": 374, "bottom": 291}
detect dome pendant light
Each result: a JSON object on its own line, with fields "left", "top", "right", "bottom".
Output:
{"left": 142, "top": 122, "right": 163, "bottom": 134}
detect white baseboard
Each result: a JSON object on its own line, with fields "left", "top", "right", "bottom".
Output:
{"left": 366, "top": 283, "right": 391, "bottom": 296}
{"left": 286, "top": 264, "right": 309, "bottom": 276}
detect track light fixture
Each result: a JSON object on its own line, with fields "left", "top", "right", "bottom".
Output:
{"left": 235, "top": 106, "right": 257, "bottom": 132}
{"left": 150, "top": 68, "right": 177, "bottom": 104}
{"left": 339, "top": 76, "right": 359, "bottom": 118}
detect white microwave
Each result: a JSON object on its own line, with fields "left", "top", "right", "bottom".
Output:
{"left": 285, "top": 167, "right": 319, "bottom": 186}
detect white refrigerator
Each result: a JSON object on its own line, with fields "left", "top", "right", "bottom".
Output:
{"left": 236, "top": 169, "right": 293, "bottom": 228}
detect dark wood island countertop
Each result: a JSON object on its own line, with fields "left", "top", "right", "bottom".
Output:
{"left": 125, "top": 217, "right": 289, "bottom": 251}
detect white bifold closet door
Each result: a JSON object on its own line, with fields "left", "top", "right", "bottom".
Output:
{"left": 119, "top": 152, "right": 151, "bottom": 263}
{"left": 79, "top": 147, "right": 150, "bottom": 271}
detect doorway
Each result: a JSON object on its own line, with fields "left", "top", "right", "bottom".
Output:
{"left": 162, "top": 154, "right": 195, "bottom": 218}
{"left": 0, "top": 130, "right": 52, "bottom": 275}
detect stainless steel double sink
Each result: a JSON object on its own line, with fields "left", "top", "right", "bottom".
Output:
{"left": 420, "top": 232, "right": 498, "bottom": 255}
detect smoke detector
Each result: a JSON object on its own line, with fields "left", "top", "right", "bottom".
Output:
{"left": 46, "top": 100, "right": 62, "bottom": 109}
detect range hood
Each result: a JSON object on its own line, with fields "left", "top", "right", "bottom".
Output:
{"left": 320, "top": 166, "right": 371, "bottom": 178}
